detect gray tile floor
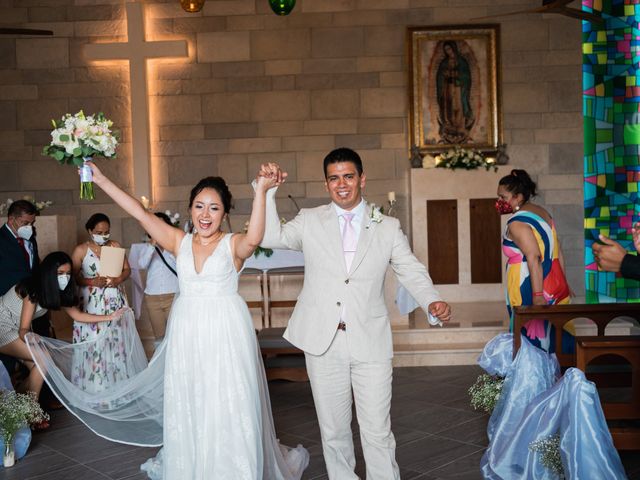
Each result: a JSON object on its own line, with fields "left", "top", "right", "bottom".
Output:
{"left": 2, "top": 365, "right": 639, "bottom": 479}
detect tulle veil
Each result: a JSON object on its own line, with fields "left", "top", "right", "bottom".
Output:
{"left": 25, "top": 308, "right": 309, "bottom": 479}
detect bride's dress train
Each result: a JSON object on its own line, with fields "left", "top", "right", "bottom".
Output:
{"left": 27, "top": 233, "right": 308, "bottom": 479}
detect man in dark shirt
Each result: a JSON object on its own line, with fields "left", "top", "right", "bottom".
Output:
{"left": 0, "top": 199, "right": 39, "bottom": 295}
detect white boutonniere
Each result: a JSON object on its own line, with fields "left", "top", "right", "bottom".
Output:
{"left": 366, "top": 204, "right": 383, "bottom": 229}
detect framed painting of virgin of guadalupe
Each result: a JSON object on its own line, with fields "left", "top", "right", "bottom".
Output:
{"left": 408, "top": 25, "right": 502, "bottom": 154}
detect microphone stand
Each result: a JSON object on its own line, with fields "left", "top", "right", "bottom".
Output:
{"left": 288, "top": 194, "right": 301, "bottom": 213}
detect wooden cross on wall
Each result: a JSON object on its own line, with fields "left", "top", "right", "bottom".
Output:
{"left": 84, "top": 2, "right": 188, "bottom": 201}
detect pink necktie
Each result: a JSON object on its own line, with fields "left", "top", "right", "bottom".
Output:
{"left": 342, "top": 213, "right": 357, "bottom": 270}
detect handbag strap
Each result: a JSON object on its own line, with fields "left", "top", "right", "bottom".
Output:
{"left": 154, "top": 246, "right": 177, "bottom": 277}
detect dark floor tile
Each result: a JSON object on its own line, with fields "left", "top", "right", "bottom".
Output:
{"left": 394, "top": 404, "right": 481, "bottom": 436}
{"left": 6, "top": 365, "right": 637, "bottom": 480}
{"left": 26, "top": 463, "right": 111, "bottom": 480}
{"left": 401, "top": 382, "right": 474, "bottom": 408}
{"left": 0, "top": 444, "right": 74, "bottom": 480}
{"left": 425, "top": 448, "right": 485, "bottom": 479}
{"left": 120, "top": 473, "right": 152, "bottom": 480}
{"left": 390, "top": 396, "right": 435, "bottom": 420}
{"left": 84, "top": 447, "right": 161, "bottom": 479}
{"left": 434, "top": 416, "right": 489, "bottom": 448}
{"left": 38, "top": 424, "right": 141, "bottom": 464}
{"left": 396, "top": 435, "right": 481, "bottom": 473}
{"left": 273, "top": 404, "right": 319, "bottom": 432}
{"left": 45, "top": 408, "right": 83, "bottom": 431}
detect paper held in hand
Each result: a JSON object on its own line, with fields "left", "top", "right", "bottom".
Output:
{"left": 99, "top": 246, "right": 125, "bottom": 277}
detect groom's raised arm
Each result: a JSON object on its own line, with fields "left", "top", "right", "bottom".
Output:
{"left": 388, "top": 219, "right": 442, "bottom": 313}
{"left": 261, "top": 186, "right": 304, "bottom": 251}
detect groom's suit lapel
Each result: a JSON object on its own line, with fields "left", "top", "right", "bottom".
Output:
{"left": 319, "top": 204, "right": 348, "bottom": 276}
{"left": 350, "top": 202, "right": 376, "bottom": 274}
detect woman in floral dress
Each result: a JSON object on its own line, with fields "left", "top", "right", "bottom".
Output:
{"left": 70, "top": 213, "right": 131, "bottom": 392}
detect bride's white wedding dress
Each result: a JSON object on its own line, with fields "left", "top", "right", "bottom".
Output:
{"left": 27, "top": 233, "right": 308, "bottom": 480}
{"left": 144, "top": 233, "right": 308, "bottom": 479}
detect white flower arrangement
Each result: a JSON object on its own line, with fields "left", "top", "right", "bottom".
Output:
{"left": 164, "top": 210, "right": 181, "bottom": 227}
{"left": 529, "top": 433, "right": 565, "bottom": 478}
{"left": 0, "top": 390, "right": 49, "bottom": 466}
{"left": 0, "top": 196, "right": 53, "bottom": 216}
{"left": 468, "top": 374, "right": 504, "bottom": 413}
{"left": 366, "top": 204, "right": 384, "bottom": 229}
{"left": 434, "top": 147, "right": 497, "bottom": 172}
{"left": 42, "top": 111, "right": 119, "bottom": 200}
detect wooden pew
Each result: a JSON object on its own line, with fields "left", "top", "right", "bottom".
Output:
{"left": 512, "top": 303, "right": 640, "bottom": 367}
{"left": 513, "top": 303, "right": 640, "bottom": 450}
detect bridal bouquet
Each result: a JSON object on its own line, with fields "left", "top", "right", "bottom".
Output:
{"left": 435, "top": 147, "right": 497, "bottom": 172}
{"left": 42, "top": 111, "right": 119, "bottom": 200}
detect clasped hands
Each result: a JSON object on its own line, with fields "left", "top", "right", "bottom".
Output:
{"left": 592, "top": 224, "right": 640, "bottom": 272}
{"left": 91, "top": 276, "right": 118, "bottom": 288}
{"left": 256, "top": 162, "right": 287, "bottom": 191}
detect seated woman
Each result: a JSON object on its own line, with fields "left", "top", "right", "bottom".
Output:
{"left": 0, "top": 252, "right": 122, "bottom": 404}
{"left": 496, "top": 169, "right": 572, "bottom": 352}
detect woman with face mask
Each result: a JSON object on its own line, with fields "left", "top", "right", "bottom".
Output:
{"left": 0, "top": 252, "right": 123, "bottom": 410}
{"left": 70, "top": 213, "right": 131, "bottom": 392}
{"left": 496, "top": 169, "right": 572, "bottom": 352}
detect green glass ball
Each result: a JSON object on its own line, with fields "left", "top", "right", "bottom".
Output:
{"left": 268, "top": 0, "right": 296, "bottom": 16}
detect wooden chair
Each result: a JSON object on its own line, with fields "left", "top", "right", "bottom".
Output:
{"left": 256, "top": 266, "right": 307, "bottom": 381}
{"left": 257, "top": 327, "right": 308, "bottom": 382}
{"left": 576, "top": 335, "right": 640, "bottom": 450}
{"left": 266, "top": 266, "right": 304, "bottom": 328}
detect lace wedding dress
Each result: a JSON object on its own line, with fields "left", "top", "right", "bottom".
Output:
{"left": 27, "top": 233, "right": 308, "bottom": 479}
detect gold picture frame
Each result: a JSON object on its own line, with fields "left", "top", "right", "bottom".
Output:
{"left": 408, "top": 24, "right": 502, "bottom": 154}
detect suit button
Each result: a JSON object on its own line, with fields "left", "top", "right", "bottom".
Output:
{"left": 345, "top": 279, "right": 349, "bottom": 284}
{"left": 336, "top": 301, "right": 341, "bottom": 307}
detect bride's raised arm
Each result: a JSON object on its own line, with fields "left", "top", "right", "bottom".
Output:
{"left": 232, "top": 170, "right": 282, "bottom": 262}
{"left": 86, "top": 162, "right": 184, "bottom": 257}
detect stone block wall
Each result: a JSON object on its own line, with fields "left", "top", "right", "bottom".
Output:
{"left": 0, "top": 0, "right": 585, "bottom": 297}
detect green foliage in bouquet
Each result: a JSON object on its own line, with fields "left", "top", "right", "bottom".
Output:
{"left": 468, "top": 374, "right": 504, "bottom": 413}
{"left": 529, "top": 433, "right": 565, "bottom": 478}
{"left": 254, "top": 246, "right": 274, "bottom": 258}
{"left": 0, "top": 390, "right": 49, "bottom": 442}
{"left": 435, "top": 147, "right": 497, "bottom": 172}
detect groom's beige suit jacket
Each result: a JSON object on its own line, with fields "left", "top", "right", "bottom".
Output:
{"left": 261, "top": 192, "right": 442, "bottom": 362}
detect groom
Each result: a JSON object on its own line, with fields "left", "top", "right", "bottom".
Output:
{"left": 258, "top": 148, "right": 451, "bottom": 479}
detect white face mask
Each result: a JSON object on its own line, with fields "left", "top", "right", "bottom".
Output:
{"left": 16, "top": 225, "right": 33, "bottom": 241}
{"left": 92, "top": 233, "right": 110, "bottom": 245}
{"left": 57, "top": 274, "right": 71, "bottom": 291}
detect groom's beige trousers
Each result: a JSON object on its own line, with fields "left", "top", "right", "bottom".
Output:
{"left": 305, "top": 330, "right": 401, "bottom": 480}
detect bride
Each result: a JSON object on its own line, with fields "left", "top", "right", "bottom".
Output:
{"left": 28, "top": 162, "right": 308, "bottom": 480}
